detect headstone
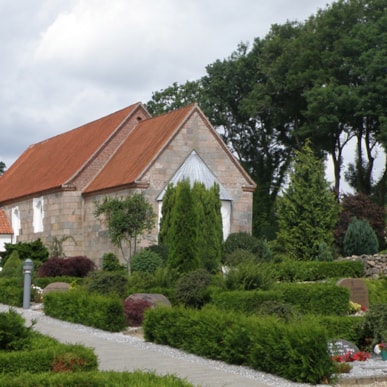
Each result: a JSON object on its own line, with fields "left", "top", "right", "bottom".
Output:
{"left": 125, "top": 293, "right": 171, "bottom": 308}
{"left": 43, "top": 282, "right": 71, "bottom": 295}
{"left": 328, "top": 339, "right": 360, "bottom": 357}
{"left": 336, "top": 278, "right": 369, "bottom": 309}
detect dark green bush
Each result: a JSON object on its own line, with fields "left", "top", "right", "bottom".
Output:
{"left": 276, "top": 283, "right": 350, "bottom": 316}
{"left": 0, "top": 309, "right": 34, "bottom": 351}
{"left": 43, "top": 289, "right": 125, "bottom": 332}
{"left": 225, "top": 261, "right": 275, "bottom": 291}
{"left": 102, "top": 253, "right": 125, "bottom": 272}
{"left": 132, "top": 250, "right": 163, "bottom": 274}
{"left": 143, "top": 306, "right": 334, "bottom": 384}
{"left": 0, "top": 239, "right": 49, "bottom": 268}
{"left": 343, "top": 217, "right": 379, "bottom": 256}
{"left": 145, "top": 244, "right": 169, "bottom": 265}
{"left": 223, "top": 232, "right": 260, "bottom": 255}
{"left": 175, "top": 269, "right": 212, "bottom": 308}
{"left": 0, "top": 370, "right": 193, "bottom": 386}
{"left": 84, "top": 270, "right": 129, "bottom": 298}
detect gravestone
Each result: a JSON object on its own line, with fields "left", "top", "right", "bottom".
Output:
{"left": 328, "top": 339, "right": 360, "bottom": 357}
{"left": 336, "top": 278, "right": 369, "bottom": 309}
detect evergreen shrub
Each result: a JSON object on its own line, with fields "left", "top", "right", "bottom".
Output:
{"left": 102, "top": 253, "right": 125, "bottom": 272}
{"left": 43, "top": 290, "right": 125, "bottom": 332}
{"left": 143, "top": 306, "right": 334, "bottom": 384}
{"left": 132, "top": 250, "right": 163, "bottom": 274}
{"left": 0, "top": 251, "right": 23, "bottom": 279}
{"left": 365, "top": 278, "right": 387, "bottom": 305}
{"left": 84, "top": 270, "right": 129, "bottom": 298}
{"left": 0, "top": 309, "right": 34, "bottom": 351}
{"left": 175, "top": 269, "right": 212, "bottom": 308}
{"left": 343, "top": 217, "right": 379, "bottom": 256}
{"left": 225, "top": 261, "right": 275, "bottom": 291}
{"left": 0, "top": 279, "right": 23, "bottom": 306}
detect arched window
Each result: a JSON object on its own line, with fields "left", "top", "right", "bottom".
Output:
{"left": 11, "top": 207, "right": 20, "bottom": 240}
{"left": 33, "top": 197, "right": 44, "bottom": 233}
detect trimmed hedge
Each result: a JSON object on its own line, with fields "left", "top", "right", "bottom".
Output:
{"left": 364, "top": 278, "right": 387, "bottom": 305}
{"left": 43, "top": 289, "right": 125, "bottom": 332}
{"left": 210, "top": 289, "right": 283, "bottom": 315}
{"left": 0, "top": 370, "right": 193, "bottom": 386}
{"left": 0, "top": 344, "right": 97, "bottom": 375}
{"left": 277, "top": 283, "right": 350, "bottom": 316}
{"left": 210, "top": 283, "right": 350, "bottom": 316}
{"left": 143, "top": 306, "right": 334, "bottom": 384}
{"left": 0, "top": 278, "right": 23, "bottom": 307}
{"left": 271, "top": 259, "right": 364, "bottom": 282}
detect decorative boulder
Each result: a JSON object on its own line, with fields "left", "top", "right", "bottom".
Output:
{"left": 125, "top": 293, "right": 171, "bottom": 308}
{"left": 43, "top": 282, "right": 71, "bottom": 296}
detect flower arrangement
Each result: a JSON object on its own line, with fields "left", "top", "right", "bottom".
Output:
{"left": 31, "top": 284, "right": 43, "bottom": 303}
{"left": 349, "top": 301, "right": 367, "bottom": 315}
{"left": 331, "top": 351, "right": 370, "bottom": 363}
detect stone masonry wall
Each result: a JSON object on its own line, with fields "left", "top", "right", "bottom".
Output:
{"left": 339, "top": 254, "right": 387, "bottom": 278}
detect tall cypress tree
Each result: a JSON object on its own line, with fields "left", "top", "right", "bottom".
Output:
{"left": 275, "top": 141, "right": 340, "bottom": 260}
{"left": 168, "top": 179, "right": 200, "bottom": 273}
{"left": 158, "top": 183, "right": 175, "bottom": 246}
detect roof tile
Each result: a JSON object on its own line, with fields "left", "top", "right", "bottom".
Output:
{"left": 0, "top": 103, "right": 139, "bottom": 203}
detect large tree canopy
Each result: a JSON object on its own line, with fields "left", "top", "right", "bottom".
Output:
{"left": 146, "top": 0, "right": 387, "bottom": 239}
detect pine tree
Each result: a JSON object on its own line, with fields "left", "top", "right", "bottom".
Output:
{"left": 275, "top": 141, "right": 340, "bottom": 260}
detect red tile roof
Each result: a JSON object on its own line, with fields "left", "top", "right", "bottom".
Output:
{"left": 84, "top": 104, "right": 196, "bottom": 193}
{"left": 0, "top": 103, "right": 141, "bottom": 203}
{"left": 0, "top": 210, "right": 13, "bottom": 235}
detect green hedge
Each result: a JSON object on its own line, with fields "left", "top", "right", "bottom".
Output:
{"left": 143, "top": 306, "right": 334, "bottom": 385}
{"left": 210, "top": 283, "right": 350, "bottom": 316}
{"left": 277, "top": 283, "right": 350, "bottom": 316}
{"left": 210, "top": 289, "right": 283, "bottom": 314}
{"left": 271, "top": 259, "right": 364, "bottom": 282}
{"left": 0, "top": 332, "right": 97, "bottom": 375}
{"left": 43, "top": 289, "right": 125, "bottom": 332}
{"left": 34, "top": 276, "right": 83, "bottom": 289}
{"left": 0, "top": 370, "right": 193, "bottom": 387}
{"left": 364, "top": 278, "right": 387, "bottom": 305}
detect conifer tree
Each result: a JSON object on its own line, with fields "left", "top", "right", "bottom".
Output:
{"left": 343, "top": 217, "right": 379, "bottom": 256}
{"left": 158, "top": 183, "right": 175, "bottom": 246}
{"left": 275, "top": 141, "right": 340, "bottom": 260}
{"left": 168, "top": 179, "right": 200, "bottom": 272}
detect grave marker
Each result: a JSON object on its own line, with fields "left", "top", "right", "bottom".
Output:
{"left": 336, "top": 278, "right": 369, "bottom": 309}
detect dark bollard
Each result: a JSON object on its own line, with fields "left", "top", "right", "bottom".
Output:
{"left": 23, "top": 259, "right": 34, "bottom": 309}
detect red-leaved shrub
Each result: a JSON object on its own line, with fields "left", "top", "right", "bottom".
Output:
{"left": 123, "top": 299, "right": 152, "bottom": 327}
{"left": 38, "top": 256, "right": 96, "bottom": 278}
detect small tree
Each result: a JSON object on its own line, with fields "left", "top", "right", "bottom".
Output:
{"left": 94, "top": 193, "right": 156, "bottom": 274}
{"left": 343, "top": 217, "right": 379, "bottom": 256}
{"left": 275, "top": 141, "right": 340, "bottom": 260}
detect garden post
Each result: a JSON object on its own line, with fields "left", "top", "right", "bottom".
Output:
{"left": 23, "top": 259, "right": 34, "bottom": 309}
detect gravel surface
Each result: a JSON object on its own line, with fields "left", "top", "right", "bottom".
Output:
{"left": 3, "top": 304, "right": 387, "bottom": 386}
